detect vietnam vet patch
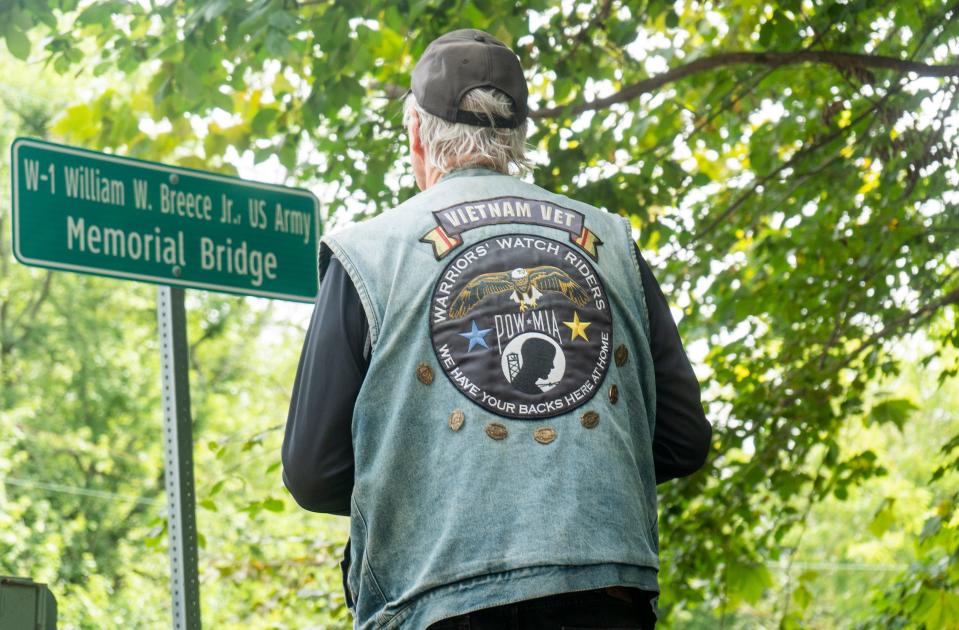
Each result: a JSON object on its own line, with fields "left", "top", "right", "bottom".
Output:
{"left": 420, "top": 196, "right": 602, "bottom": 260}
{"left": 429, "top": 234, "right": 612, "bottom": 420}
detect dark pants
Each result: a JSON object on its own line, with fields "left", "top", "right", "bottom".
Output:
{"left": 426, "top": 588, "right": 658, "bottom": 630}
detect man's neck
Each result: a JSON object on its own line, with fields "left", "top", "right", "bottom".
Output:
{"left": 423, "top": 167, "right": 444, "bottom": 190}
{"left": 424, "top": 162, "right": 500, "bottom": 190}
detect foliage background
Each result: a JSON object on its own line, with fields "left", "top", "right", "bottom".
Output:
{"left": 1, "top": 0, "right": 958, "bottom": 628}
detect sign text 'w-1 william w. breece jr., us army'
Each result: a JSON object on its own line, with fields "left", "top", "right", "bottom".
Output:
{"left": 11, "top": 137, "right": 320, "bottom": 302}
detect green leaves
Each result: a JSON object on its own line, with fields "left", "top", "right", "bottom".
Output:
{"left": 726, "top": 561, "right": 773, "bottom": 606}
{"left": 3, "top": 23, "right": 30, "bottom": 60}
{"left": 917, "top": 589, "right": 959, "bottom": 630}
{"left": 867, "top": 497, "right": 897, "bottom": 537}
{"left": 241, "top": 496, "right": 286, "bottom": 516}
{"left": 262, "top": 497, "right": 285, "bottom": 513}
{"left": 250, "top": 108, "right": 279, "bottom": 135}
{"left": 867, "top": 398, "right": 918, "bottom": 431}
{"left": 76, "top": 1, "right": 120, "bottom": 28}
{"left": 758, "top": 10, "right": 799, "bottom": 48}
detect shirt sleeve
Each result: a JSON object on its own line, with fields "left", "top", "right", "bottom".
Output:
{"left": 281, "top": 256, "right": 367, "bottom": 515}
{"left": 634, "top": 245, "right": 713, "bottom": 484}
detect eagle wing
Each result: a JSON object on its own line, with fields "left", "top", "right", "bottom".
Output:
{"left": 527, "top": 266, "right": 591, "bottom": 306}
{"left": 448, "top": 271, "right": 515, "bottom": 318}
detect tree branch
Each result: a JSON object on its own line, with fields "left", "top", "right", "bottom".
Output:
{"left": 840, "top": 283, "right": 959, "bottom": 372}
{"left": 555, "top": 0, "right": 614, "bottom": 69}
{"left": 637, "top": 16, "right": 840, "bottom": 163}
{"left": 531, "top": 51, "right": 959, "bottom": 118}
{"left": 5, "top": 271, "right": 54, "bottom": 356}
{"left": 898, "top": 84, "right": 959, "bottom": 201}
{"left": 690, "top": 87, "right": 895, "bottom": 245}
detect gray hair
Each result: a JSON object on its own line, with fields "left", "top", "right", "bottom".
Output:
{"left": 403, "top": 88, "right": 533, "bottom": 176}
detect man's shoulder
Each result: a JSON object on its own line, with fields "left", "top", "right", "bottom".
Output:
{"left": 323, "top": 187, "right": 443, "bottom": 245}
{"left": 530, "top": 185, "right": 615, "bottom": 220}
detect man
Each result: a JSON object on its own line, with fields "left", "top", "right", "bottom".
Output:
{"left": 283, "top": 29, "right": 712, "bottom": 630}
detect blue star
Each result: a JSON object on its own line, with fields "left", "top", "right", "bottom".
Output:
{"left": 458, "top": 320, "right": 491, "bottom": 352}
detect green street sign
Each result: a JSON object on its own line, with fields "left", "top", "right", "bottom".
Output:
{"left": 11, "top": 137, "right": 321, "bottom": 302}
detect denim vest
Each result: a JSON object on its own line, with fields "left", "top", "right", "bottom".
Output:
{"left": 320, "top": 169, "right": 659, "bottom": 629}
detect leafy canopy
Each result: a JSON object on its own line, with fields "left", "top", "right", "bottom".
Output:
{"left": 2, "top": 0, "right": 958, "bottom": 626}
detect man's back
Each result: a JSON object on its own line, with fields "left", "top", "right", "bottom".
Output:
{"left": 320, "top": 169, "right": 660, "bottom": 629}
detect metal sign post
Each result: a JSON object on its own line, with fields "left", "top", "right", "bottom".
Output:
{"left": 157, "top": 286, "right": 201, "bottom": 630}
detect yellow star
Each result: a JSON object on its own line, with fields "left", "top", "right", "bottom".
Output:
{"left": 563, "top": 311, "right": 591, "bottom": 342}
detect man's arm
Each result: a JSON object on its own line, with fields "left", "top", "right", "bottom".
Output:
{"left": 281, "top": 257, "right": 368, "bottom": 515}
{"left": 634, "top": 245, "right": 713, "bottom": 484}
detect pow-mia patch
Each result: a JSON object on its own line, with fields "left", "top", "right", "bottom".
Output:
{"left": 429, "top": 234, "right": 613, "bottom": 420}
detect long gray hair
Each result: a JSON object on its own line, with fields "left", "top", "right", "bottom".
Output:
{"left": 403, "top": 88, "right": 533, "bottom": 176}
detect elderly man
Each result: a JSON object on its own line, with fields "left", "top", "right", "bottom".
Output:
{"left": 282, "top": 29, "right": 712, "bottom": 630}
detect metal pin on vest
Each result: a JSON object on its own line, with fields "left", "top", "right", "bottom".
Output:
{"left": 533, "top": 427, "right": 556, "bottom": 444}
{"left": 581, "top": 411, "right": 600, "bottom": 429}
{"left": 614, "top": 345, "right": 629, "bottom": 367}
{"left": 485, "top": 422, "right": 508, "bottom": 440}
{"left": 416, "top": 362, "right": 434, "bottom": 385}
{"left": 448, "top": 409, "right": 465, "bottom": 431}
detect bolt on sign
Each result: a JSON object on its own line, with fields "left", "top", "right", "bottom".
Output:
{"left": 11, "top": 138, "right": 321, "bottom": 302}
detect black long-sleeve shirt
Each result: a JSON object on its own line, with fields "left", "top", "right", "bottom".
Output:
{"left": 282, "top": 246, "right": 712, "bottom": 515}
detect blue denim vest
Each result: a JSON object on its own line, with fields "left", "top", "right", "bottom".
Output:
{"left": 320, "top": 169, "right": 659, "bottom": 629}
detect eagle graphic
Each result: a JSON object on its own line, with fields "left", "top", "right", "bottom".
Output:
{"left": 448, "top": 266, "right": 591, "bottom": 318}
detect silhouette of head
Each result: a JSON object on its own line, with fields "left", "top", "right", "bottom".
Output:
{"left": 511, "top": 337, "right": 556, "bottom": 394}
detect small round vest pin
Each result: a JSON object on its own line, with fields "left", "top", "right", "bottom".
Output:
{"left": 416, "top": 362, "right": 434, "bottom": 385}
{"left": 581, "top": 411, "right": 600, "bottom": 429}
{"left": 533, "top": 427, "right": 556, "bottom": 444}
{"left": 485, "top": 422, "right": 508, "bottom": 440}
{"left": 614, "top": 345, "right": 628, "bottom": 367}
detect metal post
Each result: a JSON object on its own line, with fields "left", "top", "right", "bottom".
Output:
{"left": 157, "top": 286, "right": 201, "bottom": 630}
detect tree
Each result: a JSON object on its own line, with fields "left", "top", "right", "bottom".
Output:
{"left": 2, "top": 0, "right": 958, "bottom": 627}
{"left": 0, "top": 57, "right": 349, "bottom": 628}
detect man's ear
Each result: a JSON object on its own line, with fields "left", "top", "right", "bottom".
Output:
{"left": 409, "top": 108, "right": 424, "bottom": 158}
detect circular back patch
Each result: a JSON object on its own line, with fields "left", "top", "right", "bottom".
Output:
{"left": 429, "top": 234, "right": 613, "bottom": 419}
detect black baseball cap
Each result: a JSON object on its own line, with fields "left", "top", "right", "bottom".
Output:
{"left": 411, "top": 29, "right": 529, "bottom": 129}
